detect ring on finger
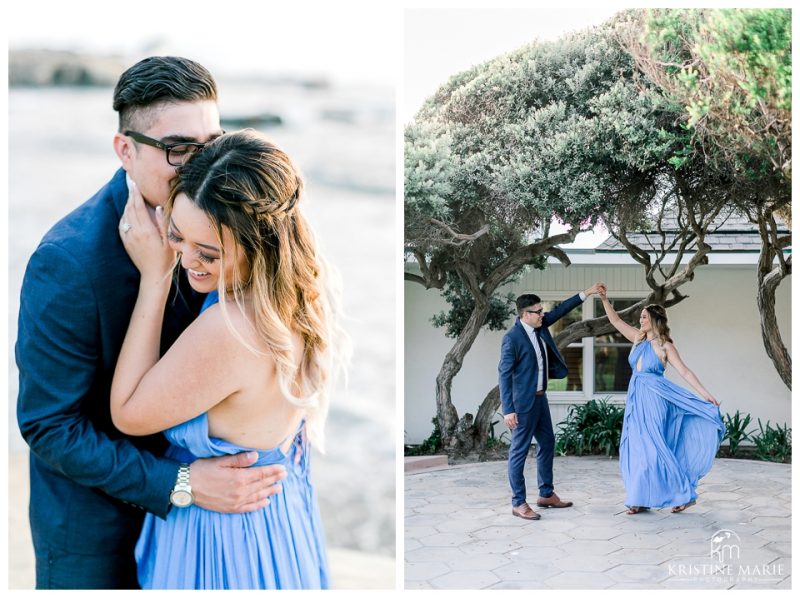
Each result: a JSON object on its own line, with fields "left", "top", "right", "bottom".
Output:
{"left": 120, "top": 222, "right": 132, "bottom": 234}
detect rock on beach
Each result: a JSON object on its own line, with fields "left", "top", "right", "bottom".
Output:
{"left": 9, "top": 49, "right": 126, "bottom": 87}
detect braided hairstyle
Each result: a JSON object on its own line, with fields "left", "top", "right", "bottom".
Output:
{"left": 166, "top": 129, "right": 345, "bottom": 449}
{"left": 635, "top": 303, "right": 673, "bottom": 365}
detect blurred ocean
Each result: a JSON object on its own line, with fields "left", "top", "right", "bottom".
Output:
{"left": 8, "top": 80, "right": 396, "bottom": 557}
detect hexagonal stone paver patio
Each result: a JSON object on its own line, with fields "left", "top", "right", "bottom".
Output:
{"left": 405, "top": 456, "right": 791, "bottom": 589}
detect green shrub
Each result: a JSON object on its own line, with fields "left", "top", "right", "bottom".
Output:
{"left": 751, "top": 419, "right": 791, "bottom": 463}
{"left": 556, "top": 398, "right": 625, "bottom": 457}
{"left": 722, "top": 410, "right": 754, "bottom": 457}
{"left": 485, "top": 418, "right": 510, "bottom": 450}
{"left": 405, "top": 417, "right": 443, "bottom": 456}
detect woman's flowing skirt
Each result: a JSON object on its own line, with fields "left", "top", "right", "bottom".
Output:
{"left": 620, "top": 372, "right": 724, "bottom": 508}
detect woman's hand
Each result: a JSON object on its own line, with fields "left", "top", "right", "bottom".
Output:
{"left": 584, "top": 282, "right": 607, "bottom": 297}
{"left": 119, "top": 183, "right": 175, "bottom": 287}
{"left": 705, "top": 394, "right": 721, "bottom": 407}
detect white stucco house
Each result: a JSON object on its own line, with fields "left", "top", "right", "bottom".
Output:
{"left": 405, "top": 215, "right": 791, "bottom": 444}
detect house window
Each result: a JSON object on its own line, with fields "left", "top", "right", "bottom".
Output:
{"left": 593, "top": 298, "right": 638, "bottom": 393}
{"left": 541, "top": 300, "right": 583, "bottom": 392}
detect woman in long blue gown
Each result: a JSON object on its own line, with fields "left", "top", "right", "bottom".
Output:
{"left": 599, "top": 292, "right": 724, "bottom": 515}
{"left": 109, "top": 131, "right": 345, "bottom": 588}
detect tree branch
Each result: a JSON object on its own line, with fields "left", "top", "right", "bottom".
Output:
{"left": 404, "top": 271, "right": 429, "bottom": 286}
{"left": 410, "top": 249, "right": 446, "bottom": 290}
{"left": 545, "top": 245, "right": 572, "bottom": 267}
{"left": 430, "top": 219, "right": 490, "bottom": 246}
{"left": 483, "top": 229, "right": 578, "bottom": 293}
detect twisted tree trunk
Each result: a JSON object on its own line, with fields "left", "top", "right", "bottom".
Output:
{"left": 434, "top": 295, "right": 490, "bottom": 448}
{"left": 409, "top": 229, "right": 578, "bottom": 454}
{"left": 754, "top": 211, "right": 792, "bottom": 389}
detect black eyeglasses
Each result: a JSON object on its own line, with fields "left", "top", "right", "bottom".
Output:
{"left": 124, "top": 130, "right": 210, "bottom": 166}
{"left": 525, "top": 308, "right": 544, "bottom": 316}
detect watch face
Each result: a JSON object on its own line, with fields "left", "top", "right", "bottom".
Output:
{"left": 171, "top": 490, "right": 193, "bottom": 508}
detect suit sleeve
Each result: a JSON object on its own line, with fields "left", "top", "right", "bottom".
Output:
{"left": 498, "top": 334, "right": 516, "bottom": 415}
{"left": 16, "top": 242, "right": 178, "bottom": 518}
{"left": 542, "top": 293, "right": 583, "bottom": 328}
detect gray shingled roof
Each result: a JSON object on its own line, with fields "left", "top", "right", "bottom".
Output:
{"left": 596, "top": 211, "right": 790, "bottom": 253}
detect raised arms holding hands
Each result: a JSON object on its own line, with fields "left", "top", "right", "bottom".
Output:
{"left": 583, "top": 282, "right": 607, "bottom": 298}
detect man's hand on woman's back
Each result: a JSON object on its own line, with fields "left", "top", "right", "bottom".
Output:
{"left": 191, "top": 452, "right": 288, "bottom": 513}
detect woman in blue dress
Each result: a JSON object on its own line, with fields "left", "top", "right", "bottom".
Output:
{"left": 109, "top": 130, "right": 345, "bottom": 588}
{"left": 599, "top": 291, "right": 724, "bottom": 515}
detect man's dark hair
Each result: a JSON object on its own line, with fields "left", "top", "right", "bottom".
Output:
{"left": 516, "top": 294, "right": 541, "bottom": 316}
{"left": 112, "top": 56, "right": 218, "bottom": 131}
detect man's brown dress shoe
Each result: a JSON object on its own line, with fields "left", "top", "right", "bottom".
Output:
{"left": 536, "top": 493, "right": 573, "bottom": 508}
{"left": 511, "top": 503, "right": 541, "bottom": 520}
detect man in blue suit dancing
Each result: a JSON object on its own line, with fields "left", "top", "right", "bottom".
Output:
{"left": 16, "top": 57, "right": 287, "bottom": 588}
{"left": 499, "top": 283, "right": 605, "bottom": 520}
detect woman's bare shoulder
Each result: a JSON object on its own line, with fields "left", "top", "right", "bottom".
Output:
{"left": 660, "top": 340, "right": 681, "bottom": 359}
{"left": 189, "top": 301, "right": 266, "bottom": 358}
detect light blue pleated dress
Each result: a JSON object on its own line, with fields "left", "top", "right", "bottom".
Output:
{"left": 135, "top": 292, "right": 329, "bottom": 589}
{"left": 620, "top": 339, "right": 724, "bottom": 509}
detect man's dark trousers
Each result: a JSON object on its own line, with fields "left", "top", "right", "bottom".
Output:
{"left": 508, "top": 392, "right": 555, "bottom": 507}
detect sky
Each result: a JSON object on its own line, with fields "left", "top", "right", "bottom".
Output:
{"left": 6, "top": 1, "right": 400, "bottom": 87}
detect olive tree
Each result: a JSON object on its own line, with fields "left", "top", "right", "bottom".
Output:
{"left": 406, "top": 21, "right": 692, "bottom": 453}
{"left": 621, "top": 8, "right": 792, "bottom": 388}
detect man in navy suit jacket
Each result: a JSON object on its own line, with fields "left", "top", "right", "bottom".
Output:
{"left": 499, "top": 284, "right": 605, "bottom": 520}
{"left": 16, "top": 57, "right": 287, "bottom": 589}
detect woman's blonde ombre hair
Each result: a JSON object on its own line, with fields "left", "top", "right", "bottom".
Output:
{"left": 634, "top": 303, "right": 673, "bottom": 366}
{"left": 165, "top": 129, "right": 347, "bottom": 450}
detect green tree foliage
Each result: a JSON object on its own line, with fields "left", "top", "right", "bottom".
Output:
{"left": 430, "top": 274, "right": 517, "bottom": 339}
{"left": 626, "top": 8, "right": 791, "bottom": 181}
{"left": 621, "top": 9, "right": 792, "bottom": 389}
{"left": 405, "top": 20, "right": 696, "bottom": 449}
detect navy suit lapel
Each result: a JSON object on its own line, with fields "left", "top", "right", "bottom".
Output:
{"left": 539, "top": 328, "right": 554, "bottom": 352}
{"left": 514, "top": 319, "right": 537, "bottom": 361}
{"left": 106, "top": 170, "right": 141, "bottom": 294}
{"left": 109, "top": 168, "right": 129, "bottom": 220}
